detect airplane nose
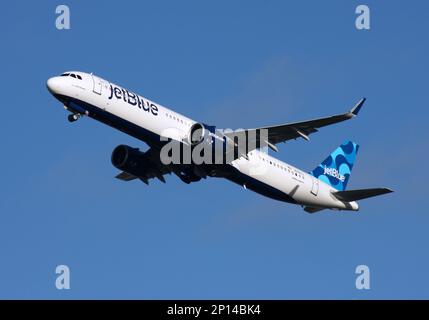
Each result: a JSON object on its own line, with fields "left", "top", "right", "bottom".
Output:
{"left": 46, "top": 77, "right": 62, "bottom": 94}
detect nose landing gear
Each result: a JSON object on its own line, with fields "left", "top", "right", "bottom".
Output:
{"left": 67, "top": 113, "right": 81, "bottom": 122}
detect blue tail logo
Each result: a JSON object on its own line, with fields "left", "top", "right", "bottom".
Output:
{"left": 311, "top": 140, "right": 359, "bottom": 191}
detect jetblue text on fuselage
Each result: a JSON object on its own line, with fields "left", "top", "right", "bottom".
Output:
{"left": 108, "top": 84, "right": 158, "bottom": 116}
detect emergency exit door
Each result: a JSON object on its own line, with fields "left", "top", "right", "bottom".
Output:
{"left": 92, "top": 74, "right": 102, "bottom": 95}
{"left": 311, "top": 177, "right": 319, "bottom": 196}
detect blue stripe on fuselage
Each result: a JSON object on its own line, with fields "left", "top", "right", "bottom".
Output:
{"left": 211, "top": 165, "right": 297, "bottom": 204}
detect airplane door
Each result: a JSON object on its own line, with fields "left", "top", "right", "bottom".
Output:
{"left": 311, "top": 177, "right": 319, "bottom": 196}
{"left": 92, "top": 74, "right": 102, "bottom": 95}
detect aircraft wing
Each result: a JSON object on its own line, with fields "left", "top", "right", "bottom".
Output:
{"left": 114, "top": 147, "right": 171, "bottom": 184}
{"left": 223, "top": 98, "right": 366, "bottom": 152}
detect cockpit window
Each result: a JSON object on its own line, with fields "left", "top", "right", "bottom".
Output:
{"left": 59, "top": 72, "right": 82, "bottom": 80}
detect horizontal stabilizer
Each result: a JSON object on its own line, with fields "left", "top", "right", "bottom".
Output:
{"left": 332, "top": 188, "right": 393, "bottom": 202}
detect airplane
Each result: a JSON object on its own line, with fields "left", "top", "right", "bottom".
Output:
{"left": 46, "top": 71, "right": 393, "bottom": 213}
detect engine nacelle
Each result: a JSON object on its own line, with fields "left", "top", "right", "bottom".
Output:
{"left": 188, "top": 122, "right": 207, "bottom": 146}
{"left": 111, "top": 144, "right": 147, "bottom": 177}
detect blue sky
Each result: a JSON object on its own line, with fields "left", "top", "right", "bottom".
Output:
{"left": 0, "top": 0, "right": 428, "bottom": 299}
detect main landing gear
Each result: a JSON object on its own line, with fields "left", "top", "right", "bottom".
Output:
{"left": 67, "top": 113, "right": 81, "bottom": 123}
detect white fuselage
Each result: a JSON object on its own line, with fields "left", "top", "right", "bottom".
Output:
{"left": 47, "top": 71, "right": 358, "bottom": 211}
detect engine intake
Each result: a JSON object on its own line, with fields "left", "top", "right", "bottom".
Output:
{"left": 188, "top": 123, "right": 207, "bottom": 146}
{"left": 111, "top": 144, "right": 147, "bottom": 176}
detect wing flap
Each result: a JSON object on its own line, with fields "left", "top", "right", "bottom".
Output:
{"left": 115, "top": 171, "right": 138, "bottom": 181}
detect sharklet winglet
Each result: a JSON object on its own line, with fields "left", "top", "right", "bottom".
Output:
{"left": 350, "top": 97, "right": 366, "bottom": 116}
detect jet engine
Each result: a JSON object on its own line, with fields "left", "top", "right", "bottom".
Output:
{"left": 111, "top": 144, "right": 147, "bottom": 177}
{"left": 187, "top": 122, "right": 207, "bottom": 146}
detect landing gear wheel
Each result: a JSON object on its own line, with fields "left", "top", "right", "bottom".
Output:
{"left": 67, "top": 114, "right": 80, "bottom": 122}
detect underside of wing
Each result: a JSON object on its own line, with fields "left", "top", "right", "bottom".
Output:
{"left": 112, "top": 145, "right": 206, "bottom": 185}
{"left": 113, "top": 146, "right": 171, "bottom": 185}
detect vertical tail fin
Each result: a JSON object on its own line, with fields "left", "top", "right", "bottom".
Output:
{"left": 311, "top": 140, "right": 359, "bottom": 191}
